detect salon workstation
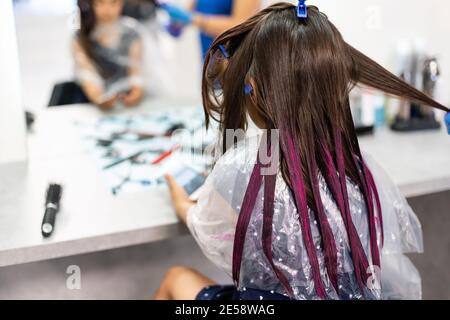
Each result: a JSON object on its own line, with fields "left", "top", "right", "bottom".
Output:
{"left": 1, "top": 0, "right": 450, "bottom": 302}
{"left": 0, "top": 105, "right": 449, "bottom": 267}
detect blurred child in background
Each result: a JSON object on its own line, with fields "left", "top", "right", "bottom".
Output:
{"left": 74, "top": 0, "right": 145, "bottom": 109}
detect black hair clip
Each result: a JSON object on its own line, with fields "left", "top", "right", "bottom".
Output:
{"left": 297, "top": 0, "right": 307, "bottom": 19}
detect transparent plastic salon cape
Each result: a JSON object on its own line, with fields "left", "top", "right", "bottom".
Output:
{"left": 187, "top": 136, "right": 424, "bottom": 300}
{"left": 72, "top": 16, "right": 171, "bottom": 101}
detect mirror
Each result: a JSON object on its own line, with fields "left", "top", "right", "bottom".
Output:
{"left": 13, "top": 0, "right": 202, "bottom": 112}
{"left": 0, "top": 0, "right": 27, "bottom": 165}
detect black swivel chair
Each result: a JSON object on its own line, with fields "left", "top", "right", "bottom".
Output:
{"left": 48, "top": 81, "right": 90, "bottom": 107}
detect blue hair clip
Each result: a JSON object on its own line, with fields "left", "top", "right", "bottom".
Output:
{"left": 297, "top": 0, "right": 307, "bottom": 19}
{"left": 445, "top": 112, "right": 450, "bottom": 135}
{"left": 218, "top": 45, "right": 230, "bottom": 59}
{"left": 244, "top": 83, "right": 254, "bottom": 96}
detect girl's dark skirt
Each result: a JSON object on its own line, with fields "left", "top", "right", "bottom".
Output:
{"left": 196, "top": 285, "right": 291, "bottom": 301}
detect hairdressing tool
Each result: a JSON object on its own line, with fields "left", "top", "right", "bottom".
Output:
{"left": 112, "top": 173, "right": 161, "bottom": 196}
{"left": 157, "top": 1, "right": 188, "bottom": 37}
{"left": 41, "top": 184, "right": 63, "bottom": 238}
{"left": 110, "top": 130, "right": 156, "bottom": 141}
{"left": 103, "top": 145, "right": 172, "bottom": 170}
{"left": 165, "top": 22, "right": 184, "bottom": 38}
{"left": 349, "top": 89, "right": 375, "bottom": 136}
{"left": 297, "top": 0, "right": 307, "bottom": 19}
{"left": 151, "top": 145, "right": 181, "bottom": 165}
{"left": 421, "top": 57, "right": 440, "bottom": 118}
{"left": 166, "top": 123, "right": 186, "bottom": 136}
{"left": 103, "top": 150, "right": 146, "bottom": 170}
{"left": 97, "top": 139, "right": 114, "bottom": 147}
{"left": 106, "top": 122, "right": 186, "bottom": 143}
{"left": 445, "top": 112, "right": 450, "bottom": 135}
{"left": 391, "top": 47, "right": 441, "bottom": 132}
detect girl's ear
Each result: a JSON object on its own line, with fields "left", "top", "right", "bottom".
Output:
{"left": 250, "top": 79, "right": 257, "bottom": 95}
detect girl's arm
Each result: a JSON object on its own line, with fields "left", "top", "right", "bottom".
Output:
{"left": 192, "top": 0, "right": 260, "bottom": 37}
{"left": 72, "top": 39, "right": 117, "bottom": 109}
{"left": 165, "top": 175, "right": 195, "bottom": 225}
{"left": 165, "top": 171, "right": 237, "bottom": 278}
{"left": 186, "top": 0, "right": 196, "bottom": 11}
{"left": 122, "top": 39, "right": 145, "bottom": 107}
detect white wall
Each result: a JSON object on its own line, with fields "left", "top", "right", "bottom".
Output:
{"left": 295, "top": 0, "right": 450, "bottom": 105}
{"left": 15, "top": 14, "right": 74, "bottom": 112}
{"left": 0, "top": 0, "right": 28, "bottom": 165}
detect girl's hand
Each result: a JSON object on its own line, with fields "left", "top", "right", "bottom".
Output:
{"left": 122, "top": 86, "right": 144, "bottom": 107}
{"left": 165, "top": 22, "right": 186, "bottom": 38}
{"left": 165, "top": 175, "right": 195, "bottom": 224}
{"left": 160, "top": 4, "right": 193, "bottom": 25}
{"left": 97, "top": 95, "right": 118, "bottom": 110}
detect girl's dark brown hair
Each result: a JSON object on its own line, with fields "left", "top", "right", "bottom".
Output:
{"left": 202, "top": 3, "right": 449, "bottom": 298}
{"left": 77, "top": 0, "right": 103, "bottom": 75}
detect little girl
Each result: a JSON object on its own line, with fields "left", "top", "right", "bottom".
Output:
{"left": 74, "top": 0, "right": 145, "bottom": 109}
{"left": 155, "top": 3, "right": 450, "bottom": 300}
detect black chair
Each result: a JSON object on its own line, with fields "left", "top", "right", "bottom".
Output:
{"left": 48, "top": 81, "right": 90, "bottom": 107}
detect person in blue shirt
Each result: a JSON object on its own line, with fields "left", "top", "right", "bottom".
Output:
{"left": 161, "top": 0, "right": 260, "bottom": 58}
{"left": 446, "top": 112, "right": 450, "bottom": 134}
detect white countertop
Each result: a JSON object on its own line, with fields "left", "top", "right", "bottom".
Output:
{"left": 359, "top": 124, "right": 450, "bottom": 198}
{"left": 0, "top": 100, "right": 197, "bottom": 267}
{"left": 0, "top": 100, "right": 449, "bottom": 267}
